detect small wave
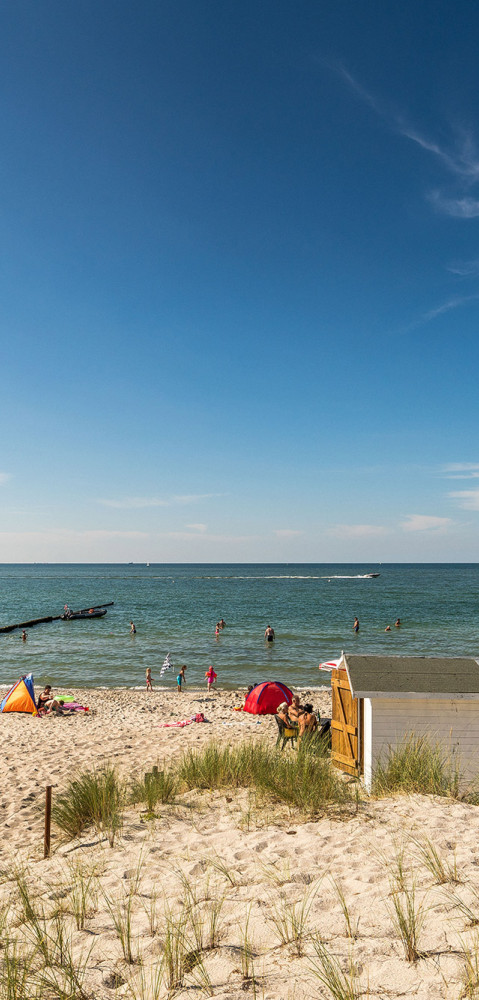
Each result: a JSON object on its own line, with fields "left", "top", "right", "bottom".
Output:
{"left": 319, "top": 574, "right": 378, "bottom": 580}
{"left": 189, "top": 575, "right": 321, "bottom": 580}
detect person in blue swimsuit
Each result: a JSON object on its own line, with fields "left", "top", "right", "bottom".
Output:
{"left": 177, "top": 665, "right": 187, "bottom": 692}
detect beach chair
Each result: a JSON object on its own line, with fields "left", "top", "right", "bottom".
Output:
{"left": 274, "top": 715, "right": 298, "bottom": 750}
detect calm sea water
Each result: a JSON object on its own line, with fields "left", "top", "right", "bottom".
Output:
{"left": 0, "top": 563, "right": 478, "bottom": 690}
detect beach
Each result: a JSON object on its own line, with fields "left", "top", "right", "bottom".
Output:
{"left": 1, "top": 685, "right": 479, "bottom": 998}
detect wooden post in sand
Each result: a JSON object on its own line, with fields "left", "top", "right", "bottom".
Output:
{"left": 44, "top": 785, "right": 52, "bottom": 858}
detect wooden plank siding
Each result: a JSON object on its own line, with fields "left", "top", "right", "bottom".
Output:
{"left": 331, "top": 668, "right": 360, "bottom": 776}
{"left": 370, "top": 697, "right": 479, "bottom": 781}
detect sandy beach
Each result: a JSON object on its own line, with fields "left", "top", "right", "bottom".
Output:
{"left": 1, "top": 685, "right": 479, "bottom": 998}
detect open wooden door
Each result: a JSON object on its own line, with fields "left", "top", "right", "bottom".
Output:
{"left": 331, "top": 668, "right": 360, "bottom": 776}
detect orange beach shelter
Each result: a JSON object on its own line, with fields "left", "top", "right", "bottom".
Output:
{"left": 0, "top": 673, "right": 37, "bottom": 715}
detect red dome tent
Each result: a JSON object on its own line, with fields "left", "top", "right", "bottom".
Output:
{"left": 243, "top": 681, "right": 293, "bottom": 716}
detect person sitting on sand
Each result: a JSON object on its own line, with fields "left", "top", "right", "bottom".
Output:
{"left": 298, "top": 703, "right": 318, "bottom": 740}
{"left": 288, "top": 694, "right": 304, "bottom": 723}
{"left": 37, "top": 685, "right": 53, "bottom": 711}
{"left": 45, "top": 698, "right": 73, "bottom": 716}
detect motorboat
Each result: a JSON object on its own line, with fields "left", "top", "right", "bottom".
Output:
{"left": 61, "top": 609, "right": 107, "bottom": 620}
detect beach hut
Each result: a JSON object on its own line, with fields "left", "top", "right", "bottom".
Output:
{"left": 331, "top": 654, "right": 479, "bottom": 790}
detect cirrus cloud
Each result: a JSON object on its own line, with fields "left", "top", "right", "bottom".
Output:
{"left": 400, "top": 514, "right": 452, "bottom": 532}
{"left": 273, "top": 529, "right": 304, "bottom": 538}
{"left": 448, "top": 490, "right": 479, "bottom": 511}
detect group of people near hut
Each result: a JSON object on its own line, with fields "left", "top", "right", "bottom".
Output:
{"left": 276, "top": 694, "right": 318, "bottom": 741}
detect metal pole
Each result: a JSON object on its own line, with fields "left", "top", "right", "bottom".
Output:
{"left": 44, "top": 785, "right": 52, "bottom": 858}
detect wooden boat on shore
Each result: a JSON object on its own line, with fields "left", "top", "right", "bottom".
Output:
{"left": 61, "top": 609, "right": 107, "bottom": 621}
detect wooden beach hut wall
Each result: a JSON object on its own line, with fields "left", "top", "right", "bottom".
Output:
{"left": 331, "top": 654, "right": 479, "bottom": 791}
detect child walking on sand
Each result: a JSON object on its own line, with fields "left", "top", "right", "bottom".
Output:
{"left": 146, "top": 667, "right": 154, "bottom": 692}
{"left": 177, "top": 665, "right": 187, "bottom": 692}
{"left": 205, "top": 665, "right": 217, "bottom": 690}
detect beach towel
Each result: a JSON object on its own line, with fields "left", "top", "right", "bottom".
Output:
{"left": 160, "top": 712, "right": 206, "bottom": 728}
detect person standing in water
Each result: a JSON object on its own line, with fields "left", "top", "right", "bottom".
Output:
{"left": 353, "top": 617, "right": 359, "bottom": 633}
{"left": 130, "top": 621, "right": 136, "bottom": 635}
{"left": 395, "top": 618, "right": 401, "bottom": 628}
{"left": 22, "top": 630, "right": 27, "bottom": 641}
{"left": 265, "top": 625, "right": 275, "bottom": 642}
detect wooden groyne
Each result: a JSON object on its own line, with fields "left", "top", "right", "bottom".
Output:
{"left": 0, "top": 602, "right": 114, "bottom": 634}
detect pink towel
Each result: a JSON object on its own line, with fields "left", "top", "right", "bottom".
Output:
{"left": 160, "top": 712, "right": 206, "bottom": 728}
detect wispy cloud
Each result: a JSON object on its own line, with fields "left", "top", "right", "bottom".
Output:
{"left": 429, "top": 191, "right": 479, "bottom": 218}
{"left": 443, "top": 463, "right": 479, "bottom": 480}
{"left": 0, "top": 473, "right": 12, "bottom": 485}
{"left": 98, "top": 493, "right": 223, "bottom": 509}
{"left": 400, "top": 514, "right": 452, "bottom": 532}
{"left": 273, "top": 529, "right": 304, "bottom": 538}
{"left": 185, "top": 523, "right": 207, "bottom": 532}
{"left": 448, "top": 489, "right": 479, "bottom": 510}
{"left": 422, "top": 293, "right": 479, "bottom": 321}
{"left": 335, "top": 65, "right": 479, "bottom": 179}
{"left": 447, "top": 259, "right": 479, "bottom": 276}
{"left": 330, "top": 523, "right": 388, "bottom": 539}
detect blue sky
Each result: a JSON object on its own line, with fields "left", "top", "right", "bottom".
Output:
{"left": 1, "top": 0, "right": 479, "bottom": 562}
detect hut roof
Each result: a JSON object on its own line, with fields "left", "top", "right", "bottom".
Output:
{"left": 343, "top": 654, "right": 479, "bottom": 700}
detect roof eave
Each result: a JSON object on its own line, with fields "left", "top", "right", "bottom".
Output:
{"left": 351, "top": 690, "right": 479, "bottom": 701}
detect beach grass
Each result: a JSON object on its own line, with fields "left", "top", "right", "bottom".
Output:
{"left": 309, "top": 939, "right": 362, "bottom": 1000}
{"left": 266, "top": 881, "right": 319, "bottom": 956}
{"left": 372, "top": 733, "right": 461, "bottom": 798}
{"left": 412, "top": 836, "right": 462, "bottom": 885}
{"left": 51, "top": 740, "right": 352, "bottom": 845}
{"left": 178, "top": 739, "right": 352, "bottom": 814}
{"left": 130, "top": 766, "right": 178, "bottom": 813}
{"left": 387, "top": 880, "right": 427, "bottom": 962}
{"left": 52, "top": 764, "right": 125, "bottom": 845}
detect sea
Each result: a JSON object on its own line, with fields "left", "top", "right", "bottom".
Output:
{"left": 0, "top": 563, "right": 478, "bottom": 691}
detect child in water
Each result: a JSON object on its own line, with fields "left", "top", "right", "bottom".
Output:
{"left": 146, "top": 667, "right": 153, "bottom": 692}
